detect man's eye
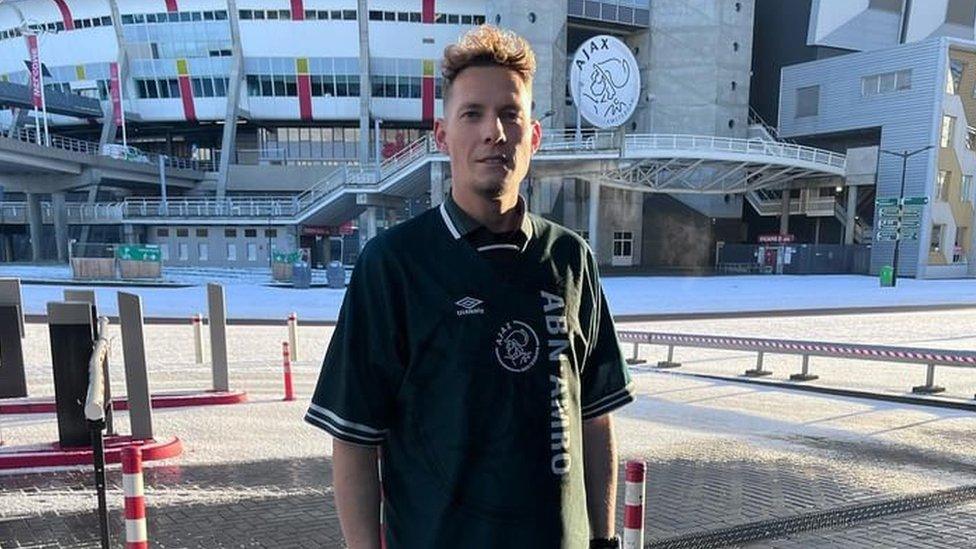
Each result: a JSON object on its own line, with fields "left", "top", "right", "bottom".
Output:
{"left": 461, "top": 111, "right": 479, "bottom": 119}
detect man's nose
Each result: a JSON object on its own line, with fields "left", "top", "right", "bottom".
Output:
{"left": 483, "top": 117, "right": 506, "bottom": 144}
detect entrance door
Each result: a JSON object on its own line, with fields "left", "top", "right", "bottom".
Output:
{"left": 329, "top": 237, "right": 344, "bottom": 265}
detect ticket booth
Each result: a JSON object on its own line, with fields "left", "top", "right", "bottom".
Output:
{"left": 756, "top": 234, "right": 795, "bottom": 274}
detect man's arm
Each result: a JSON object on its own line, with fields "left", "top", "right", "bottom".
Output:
{"left": 332, "top": 439, "right": 382, "bottom": 549}
{"left": 583, "top": 413, "right": 617, "bottom": 539}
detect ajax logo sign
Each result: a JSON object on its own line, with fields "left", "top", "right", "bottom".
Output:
{"left": 570, "top": 35, "right": 641, "bottom": 129}
{"left": 494, "top": 321, "right": 540, "bottom": 373}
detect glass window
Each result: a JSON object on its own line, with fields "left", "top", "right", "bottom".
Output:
{"left": 311, "top": 74, "right": 323, "bottom": 96}
{"left": 280, "top": 10, "right": 291, "bottom": 19}
{"left": 191, "top": 11, "right": 202, "bottom": 21}
{"left": 240, "top": 10, "right": 253, "bottom": 19}
{"left": 331, "top": 10, "right": 342, "bottom": 19}
{"left": 192, "top": 77, "right": 204, "bottom": 97}
{"left": 369, "top": 10, "right": 382, "bottom": 20}
{"left": 198, "top": 242, "right": 209, "bottom": 261}
{"left": 613, "top": 231, "right": 633, "bottom": 257}
{"left": 265, "top": 229, "right": 277, "bottom": 238}
{"left": 305, "top": 9, "right": 316, "bottom": 19}
{"left": 273, "top": 76, "right": 287, "bottom": 96}
{"left": 937, "top": 170, "right": 951, "bottom": 201}
{"left": 226, "top": 243, "right": 237, "bottom": 261}
{"left": 335, "top": 75, "right": 348, "bottom": 96}
{"left": 942, "top": 115, "right": 956, "bottom": 148}
{"left": 158, "top": 79, "right": 170, "bottom": 98}
{"left": 214, "top": 77, "right": 227, "bottom": 97}
{"left": 461, "top": 15, "right": 472, "bottom": 24}
{"left": 122, "top": 14, "right": 134, "bottom": 24}
{"left": 950, "top": 58, "right": 966, "bottom": 94}
{"left": 410, "top": 12, "right": 421, "bottom": 22}
{"left": 215, "top": 10, "right": 227, "bottom": 19}
{"left": 384, "top": 11, "right": 395, "bottom": 21}
{"left": 196, "top": 228, "right": 208, "bottom": 237}
{"left": 260, "top": 75, "right": 273, "bottom": 96}
{"left": 861, "top": 75, "right": 879, "bottom": 96}
{"left": 962, "top": 174, "right": 973, "bottom": 202}
{"left": 253, "top": 10, "right": 265, "bottom": 19}
{"left": 202, "top": 77, "right": 215, "bottom": 97}
{"left": 448, "top": 14, "right": 459, "bottom": 24}
{"left": 930, "top": 224, "right": 944, "bottom": 254}
{"left": 343, "top": 10, "right": 356, "bottom": 20}
{"left": 267, "top": 10, "right": 279, "bottom": 19}
{"left": 795, "top": 85, "right": 819, "bottom": 118}
{"left": 398, "top": 12, "right": 409, "bottom": 22}
{"left": 224, "top": 228, "right": 237, "bottom": 237}
{"left": 244, "top": 228, "right": 257, "bottom": 237}
{"left": 157, "top": 228, "right": 169, "bottom": 237}
{"left": 204, "top": 11, "right": 214, "bottom": 20}
{"left": 285, "top": 75, "right": 297, "bottom": 96}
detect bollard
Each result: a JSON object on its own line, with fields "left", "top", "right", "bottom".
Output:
{"left": 912, "top": 363, "right": 946, "bottom": 394}
{"left": 282, "top": 342, "right": 295, "bottom": 401}
{"left": 789, "top": 354, "right": 819, "bottom": 382}
{"left": 192, "top": 313, "right": 204, "bottom": 364}
{"left": 623, "top": 460, "right": 645, "bottom": 549}
{"left": 287, "top": 312, "right": 299, "bottom": 362}
{"left": 656, "top": 344, "right": 681, "bottom": 369}
{"left": 744, "top": 351, "right": 772, "bottom": 377}
{"left": 122, "top": 446, "right": 149, "bottom": 549}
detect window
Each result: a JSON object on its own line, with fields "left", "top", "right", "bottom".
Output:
{"left": 612, "top": 231, "right": 633, "bottom": 258}
{"left": 955, "top": 227, "right": 969, "bottom": 263}
{"left": 196, "top": 228, "right": 208, "bottom": 237}
{"left": 240, "top": 9, "right": 252, "bottom": 19}
{"left": 265, "top": 229, "right": 277, "bottom": 238}
{"left": 369, "top": 10, "right": 382, "bottom": 20}
{"left": 862, "top": 69, "right": 911, "bottom": 96}
{"left": 178, "top": 242, "right": 189, "bottom": 260}
{"left": 949, "top": 58, "right": 966, "bottom": 94}
{"left": 942, "top": 115, "right": 956, "bottom": 148}
{"left": 963, "top": 174, "right": 974, "bottom": 202}
{"left": 224, "top": 228, "right": 237, "bottom": 238}
{"left": 198, "top": 243, "right": 209, "bottom": 261}
{"left": 176, "top": 228, "right": 189, "bottom": 237}
{"left": 343, "top": 10, "right": 356, "bottom": 20}
{"left": 247, "top": 242, "right": 257, "bottom": 261}
{"left": 156, "top": 228, "right": 169, "bottom": 237}
{"left": 937, "top": 170, "right": 951, "bottom": 201}
{"left": 226, "top": 243, "right": 237, "bottom": 261}
{"left": 244, "top": 228, "right": 257, "bottom": 237}
{"left": 930, "top": 224, "right": 945, "bottom": 254}
{"left": 795, "top": 86, "right": 819, "bottom": 118}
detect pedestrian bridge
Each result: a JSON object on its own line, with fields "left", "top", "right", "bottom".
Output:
{"left": 21, "top": 130, "right": 847, "bottom": 227}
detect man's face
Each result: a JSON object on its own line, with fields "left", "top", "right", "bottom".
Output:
{"left": 434, "top": 65, "right": 541, "bottom": 201}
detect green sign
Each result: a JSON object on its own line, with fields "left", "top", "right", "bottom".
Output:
{"left": 878, "top": 206, "right": 901, "bottom": 217}
{"left": 901, "top": 207, "right": 923, "bottom": 218}
{"left": 902, "top": 230, "right": 920, "bottom": 241}
{"left": 876, "top": 231, "right": 898, "bottom": 242}
{"left": 879, "top": 219, "right": 899, "bottom": 228}
{"left": 116, "top": 244, "right": 161, "bottom": 262}
{"left": 901, "top": 196, "right": 929, "bottom": 206}
{"left": 272, "top": 250, "right": 300, "bottom": 264}
{"left": 900, "top": 219, "right": 921, "bottom": 229}
{"left": 876, "top": 198, "right": 899, "bottom": 207}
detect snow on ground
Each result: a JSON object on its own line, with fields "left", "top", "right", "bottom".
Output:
{"left": 1, "top": 263, "right": 975, "bottom": 320}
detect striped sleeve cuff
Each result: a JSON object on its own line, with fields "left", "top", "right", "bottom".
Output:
{"left": 581, "top": 383, "right": 635, "bottom": 420}
{"left": 304, "top": 403, "right": 388, "bottom": 446}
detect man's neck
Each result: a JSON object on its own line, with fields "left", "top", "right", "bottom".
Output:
{"left": 452, "top": 187, "right": 522, "bottom": 234}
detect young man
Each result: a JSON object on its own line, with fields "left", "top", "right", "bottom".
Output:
{"left": 306, "top": 25, "right": 634, "bottom": 549}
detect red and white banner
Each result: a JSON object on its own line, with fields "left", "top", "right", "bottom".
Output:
{"left": 26, "top": 35, "right": 41, "bottom": 109}
{"left": 110, "top": 63, "right": 123, "bottom": 126}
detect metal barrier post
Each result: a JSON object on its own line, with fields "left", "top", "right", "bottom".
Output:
{"left": 48, "top": 301, "right": 96, "bottom": 447}
{"left": 207, "top": 283, "right": 229, "bottom": 392}
{"left": 912, "top": 364, "right": 945, "bottom": 394}
{"left": 118, "top": 293, "right": 154, "bottom": 440}
{"left": 192, "top": 313, "right": 205, "bottom": 364}
{"left": 288, "top": 312, "right": 299, "bottom": 362}
{"left": 623, "top": 460, "right": 646, "bottom": 549}
{"left": 656, "top": 344, "right": 681, "bottom": 369}
{"left": 789, "top": 354, "right": 819, "bottom": 382}
{"left": 84, "top": 315, "right": 111, "bottom": 549}
{"left": 0, "top": 278, "right": 27, "bottom": 397}
{"left": 122, "top": 446, "right": 149, "bottom": 549}
{"left": 282, "top": 341, "right": 295, "bottom": 401}
{"left": 744, "top": 351, "right": 772, "bottom": 377}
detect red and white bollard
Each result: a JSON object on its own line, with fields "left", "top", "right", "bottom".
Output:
{"left": 192, "top": 313, "right": 204, "bottom": 364}
{"left": 122, "top": 446, "right": 149, "bottom": 549}
{"left": 282, "top": 341, "right": 295, "bottom": 401}
{"left": 623, "top": 460, "right": 645, "bottom": 549}
{"left": 287, "top": 312, "right": 299, "bottom": 362}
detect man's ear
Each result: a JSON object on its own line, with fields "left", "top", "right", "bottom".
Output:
{"left": 530, "top": 118, "right": 542, "bottom": 154}
{"left": 434, "top": 118, "right": 449, "bottom": 154}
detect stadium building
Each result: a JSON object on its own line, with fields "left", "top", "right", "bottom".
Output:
{"left": 0, "top": 0, "right": 972, "bottom": 278}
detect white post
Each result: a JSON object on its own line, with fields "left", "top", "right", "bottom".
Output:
{"left": 38, "top": 45, "right": 50, "bottom": 147}
{"left": 193, "top": 313, "right": 204, "bottom": 364}
{"left": 287, "top": 312, "right": 298, "bottom": 362}
{"left": 119, "top": 63, "right": 128, "bottom": 149}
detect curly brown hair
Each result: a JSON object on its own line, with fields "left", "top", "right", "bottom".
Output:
{"left": 440, "top": 25, "right": 536, "bottom": 105}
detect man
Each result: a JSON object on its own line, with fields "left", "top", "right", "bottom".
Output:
{"left": 306, "top": 25, "right": 634, "bottom": 549}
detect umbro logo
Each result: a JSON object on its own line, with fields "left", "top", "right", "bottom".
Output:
{"left": 456, "top": 297, "right": 485, "bottom": 316}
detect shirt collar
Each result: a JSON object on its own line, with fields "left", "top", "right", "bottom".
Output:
{"left": 439, "top": 191, "right": 534, "bottom": 247}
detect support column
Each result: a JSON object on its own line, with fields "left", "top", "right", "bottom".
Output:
{"left": 52, "top": 192, "right": 68, "bottom": 262}
{"left": 588, "top": 180, "right": 600, "bottom": 261}
{"left": 123, "top": 224, "right": 137, "bottom": 244}
{"left": 844, "top": 185, "right": 857, "bottom": 244}
{"left": 26, "top": 192, "right": 43, "bottom": 262}
{"left": 357, "top": 0, "right": 372, "bottom": 167}
{"left": 814, "top": 217, "right": 821, "bottom": 245}
{"left": 779, "top": 189, "right": 790, "bottom": 235}
{"left": 359, "top": 207, "right": 378, "bottom": 250}
{"left": 215, "top": 0, "right": 244, "bottom": 199}
{"left": 429, "top": 161, "right": 447, "bottom": 208}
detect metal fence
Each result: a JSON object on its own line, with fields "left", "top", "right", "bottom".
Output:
{"left": 718, "top": 244, "right": 871, "bottom": 275}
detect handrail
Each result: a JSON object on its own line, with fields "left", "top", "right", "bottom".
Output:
{"left": 623, "top": 134, "right": 847, "bottom": 169}
{"left": 618, "top": 330, "right": 976, "bottom": 393}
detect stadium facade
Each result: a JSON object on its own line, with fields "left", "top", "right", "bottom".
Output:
{"left": 0, "top": 0, "right": 973, "bottom": 278}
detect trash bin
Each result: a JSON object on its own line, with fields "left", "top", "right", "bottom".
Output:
{"left": 879, "top": 265, "right": 894, "bottom": 287}
{"left": 292, "top": 261, "right": 311, "bottom": 289}
{"left": 326, "top": 260, "right": 345, "bottom": 289}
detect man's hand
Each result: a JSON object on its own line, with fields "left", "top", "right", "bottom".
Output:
{"left": 332, "top": 439, "right": 382, "bottom": 549}
{"left": 583, "top": 413, "right": 617, "bottom": 539}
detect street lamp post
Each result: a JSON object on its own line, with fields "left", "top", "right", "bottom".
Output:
{"left": 880, "top": 145, "right": 933, "bottom": 287}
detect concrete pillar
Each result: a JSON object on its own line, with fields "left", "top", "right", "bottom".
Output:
{"left": 588, "top": 180, "right": 600, "bottom": 262}
{"left": 844, "top": 185, "right": 857, "bottom": 244}
{"left": 814, "top": 217, "right": 821, "bottom": 245}
{"left": 123, "top": 224, "right": 137, "bottom": 244}
{"left": 429, "top": 161, "right": 447, "bottom": 208}
{"left": 357, "top": 0, "right": 372, "bottom": 167}
{"left": 1, "top": 234, "right": 13, "bottom": 262}
{"left": 216, "top": 0, "right": 244, "bottom": 198}
{"left": 359, "top": 207, "right": 378, "bottom": 250}
{"left": 779, "top": 190, "right": 790, "bottom": 235}
{"left": 26, "top": 193, "right": 43, "bottom": 262}
{"left": 52, "top": 192, "right": 68, "bottom": 262}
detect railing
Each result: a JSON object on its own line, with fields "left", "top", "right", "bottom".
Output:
{"left": 123, "top": 196, "right": 298, "bottom": 219}
{"left": 618, "top": 330, "right": 976, "bottom": 396}
{"left": 0, "top": 201, "right": 125, "bottom": 224}
{"left": 746, "top": 189, "right": 840, "bottom": 217}
{"left": 5, "top": 126, "right": 206, "bottom": 171}
{"left": 229, "top": 148, "right": 359, "bottom": 167}
{"left": 539, "top": 129, "right": 619, "bottom": 152}
{"left": 624, "top": 134, "right": 847, "bottom": 170}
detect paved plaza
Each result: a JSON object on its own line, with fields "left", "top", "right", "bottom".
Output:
{"left": 3, "top": 308, "right": 976, "bottom": 547}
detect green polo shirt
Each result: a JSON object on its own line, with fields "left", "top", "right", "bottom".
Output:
{"left": 306, "top": 197, "right": 634, "bottom": 549}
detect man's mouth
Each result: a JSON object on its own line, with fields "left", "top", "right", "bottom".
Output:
{"left": 478, "top": 154, "right": 509, "bottom": 166}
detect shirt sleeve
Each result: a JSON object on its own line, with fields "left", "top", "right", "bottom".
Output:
{"left": 305, "top": 240, "right": 406, "bottom": 446}
{"left": 579, "top": 249, "right": 634, "bottom": 421}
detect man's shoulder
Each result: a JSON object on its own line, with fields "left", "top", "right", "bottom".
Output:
{"left": 529, "top": 214, "right": 592, "bottom": 260}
